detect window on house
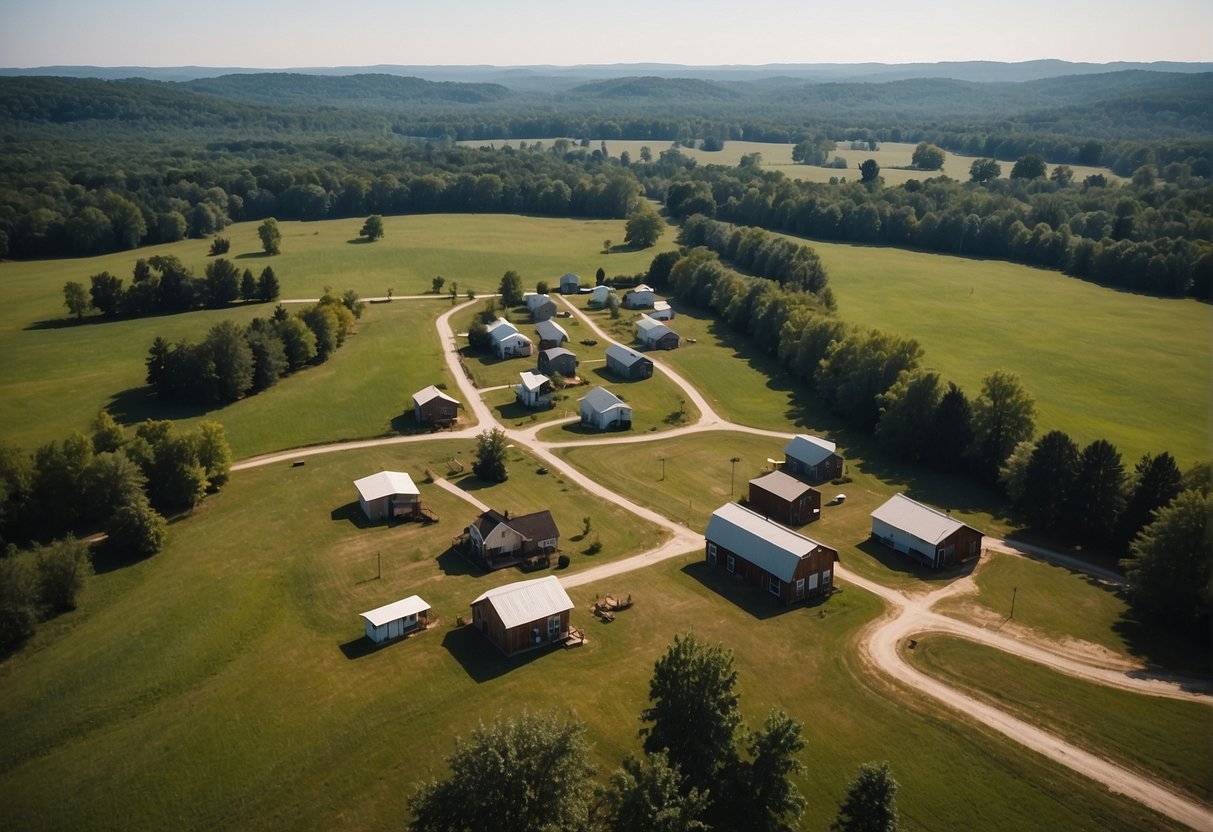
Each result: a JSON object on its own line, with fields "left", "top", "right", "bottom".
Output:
{"left": 769, "top": 576, "right": 781, "bottom": 596}
{"left": 822, "top": 569, "right": 832, "bottom": 584}
{"left": 727, "top": 554, "right": 735, "bottom": 573}
{"left": 708, "top": 542, "right": 717, "bottom": 565}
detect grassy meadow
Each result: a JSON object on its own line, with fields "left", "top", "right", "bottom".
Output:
{"left": 906, "top": 635, "right": 1213, "bottom": 805}
{"left": 0, "top": 442, "right": 1176, "bottom": 831}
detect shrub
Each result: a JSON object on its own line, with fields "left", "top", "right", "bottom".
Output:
{"left": 557, "top": 554, "right": 571, "bottom": 569}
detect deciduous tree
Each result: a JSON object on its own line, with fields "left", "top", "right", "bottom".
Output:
{"left": 34, "top": 536, "right": 91, "bottom": 612}
{"left": 89, "top": 271, "right": 124, "bottom": 317}
{"left": 257, "top": 217, "right": 282, "bottom": 255}
{"left": 1010, "top": 154, "right": 1047, "bottom": 180}
{"left": 360, "top": 214, "right": 384, "bottom": 241}
{"left": 1116, "top": 452, "right": 1184, "bottom": 549}
{"left": 876, "top": 370, "right": 943, "bottom": 462}
{"left": 969, "top": 158, "right": 1002, "bottom": 183}
{"left": 63, "top": 281, "right": 89, "bottom": 320}
{"left": 832, "top": 761, "right": 900, "bottom": 832}
{"left": 603, "top": 752, "right": 709, "bottom": 832}
{"left": 969, "top": 371, "right": 1036, "bottom": 482}
{"left": 472, "top": 428, "right": 509, "bottom": 483}
{"left": 911, "top": 142, "right": 945, "bottom": 170}
{"left": 1017, "top": 430, "right": 1079, "bottom": 532}
{"left": 1068, "top": 439, "right": 1126, "bottom": 544}
{"left": 858, "top": 159, "right": 881, "bottom": 184}
{"left": 498, "top": 270, "right": 524, "bottom": 306}
{"left": 1121, "top": 489, "right": 1211, "bottom": 638}
{"left": 625, "top": 205, "right": 665, "bottom": 249}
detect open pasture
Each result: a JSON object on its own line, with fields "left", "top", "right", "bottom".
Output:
{"left": 0, "top": 443, "right": 1172, "bottom": 831}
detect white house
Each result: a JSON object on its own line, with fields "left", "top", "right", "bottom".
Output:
{"left": 485, "top": 317, "right": 534, "bottom": 358}
{"left": 579, "top": 386, "right": 632, "bottom": 430}
{"left": 559, "top": 273, "right": 581, "bottom": 294}
{"left": 623, "top": 284, "right": 656, "bottom": 308}
{"left": 360, "top": 595, "right": 432, "bottom": 644}
{"left": 870, "top": 494, "right": 983, "bottom": 569}
{"left": 485, "top": 317, "right": 519, "bottom": 341}
{"left": 515, "top": 371, "right": 554, "bottom": 408}
{"left": 589, "top": 285, "right": 613, "bottom": 307}
{"left": 636, "top": 314, "right": 680, "bottom": 350}
{"left": 534, "top": 319, "right": 569, "bottom": 349}
{"left": 524, "top": 292, "right": 558, "bottom": 321}
{"left": 649, "top": 300, "right": 675, "bottom": 321}
{"left": 353, "top": 471, "right": 420, "bottom": 521}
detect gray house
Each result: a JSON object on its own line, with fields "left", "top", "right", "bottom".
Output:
{"left": 559, "top": 273, "right": 581, "bottom": 294}
{"left": 538, "top": 347, "right": 578, "bottom": 379}
{"left": 605, "top": 344, "right": 654, "bottom": 380}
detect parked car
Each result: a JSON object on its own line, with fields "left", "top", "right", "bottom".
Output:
{"left": 829, "top": 494, "right": 846, "bottom": 505}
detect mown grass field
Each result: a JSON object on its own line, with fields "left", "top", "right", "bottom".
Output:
{"left": 906, "top": 634, "right": 1213, "bottom": 805}
{"left": 0, "top": 442, "right": 1175, "bottom": 831}
{"left": 457, "top": 138, "right": 1122, "bottom": 185}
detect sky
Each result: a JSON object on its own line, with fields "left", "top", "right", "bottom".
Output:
{"left": 1, "top": 0, "right": 1210, "bottom": 68}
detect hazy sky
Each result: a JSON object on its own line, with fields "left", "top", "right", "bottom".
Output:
{"left": 2, "top": 0, "right": 1210, "bottom": 67}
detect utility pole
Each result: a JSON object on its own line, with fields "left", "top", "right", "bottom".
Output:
{"left": 1010, "top": 586, "right": 1017, "bottom": 619}
{"left": 377, "top": 552, "right": 382, "bottom": 581}
{"left": 730, "top": 456, "right": 741, "bottom": 495}
{"left": 659, "top": 457, "right": 666, "bottom": 481}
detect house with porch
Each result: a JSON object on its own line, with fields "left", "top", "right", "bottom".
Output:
{"left": 460, "top": 508, "right": 560, "bottom": 571}
{"left": 471, "top": 575, "right": 575, "bottom": 656}
{"left": 870, "top": 494, "right": 983, "bottom": 570}
{"left": 783, "top": 434, "right": 844, "bottom": 483}
{"left": 705, "top": 502, "right": 839, "bottom": 605}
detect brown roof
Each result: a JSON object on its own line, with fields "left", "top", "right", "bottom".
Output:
{"left": 750, "top": 470, "right": 818, "bottom": 501}
{"left": 471, "top": 509, "right": 508, "bottom": 536}
{"left": 507, "top": 510, "right": 560, "bottom": 542}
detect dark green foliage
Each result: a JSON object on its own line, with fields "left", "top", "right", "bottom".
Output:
{"left": 911, "top": 142, "right": 945, "bottom": 170}
{"left": 466, "top": 319, "right": 492, "bottom": 353}
{"left": 360, "top": 214, "right": 384, "bottom": 241}
{"left": 340, "top": 289, "right": 365, "bottom": 319}
{"left": 34, "top": 537, "right": 91, "bottom": 612}
{"left": 498, "top": 270, "right": 524, "bottom": 306}
{"left": 83, "top": 451, "right": 145, "bottom": 521}
{"left": 926, "top": 383, "right": 973, "bottom": 473}
{"left": 640, "top": 633, "right": 741, "bottom": 797}
{"left": 208, "top": 235, "right": 231, "bottom": 255}
{"left": 832, "top": 761, "right": 901, "bottom": 832}
{"left": 1016, "top": 430, "right": 1080, "bottom": 532}
{"left": 257, "top": 266, "right": 280, "bottom": 301}
{"left": 1121, "top": 489, "right": 1211, "bottom": 640}
{"left": 858, "top": 159, "right": 881, "bottom": 183}
{"left": 89, "top": 271, "right": 124, "bottom": 317}
{"left": 969, "top": 157, "right": 1002, "bottom": 183}
{"left": 258, "top": 217, "right": 282, "bottom": 255}
{"left": 1117, "top": 452, "right": 1185, "bottom": 550}
{"left": 645, "top": 250, "right": 680, "bottom": 289}
{"left": 968, "top": 371, "right": 1036, "bottom": 483}
{"left": 734, "top": 709, "right": 807, "bottom": 832}
{"left": 408, "top": 711, "right": 594, "bottom": 832}
{"left": 603, "top": 752, "right": 709, "bottom": 832}
{"left": 0, "top": 554, "right": 38, "bottom": 651}
{"left": 677, "top": 215, "right": 830, "bottom": 297}
{"left": 1010, "top": 154, "right": 1047, "bottom": 179}
{"left": 1068, "top": 440, "right": 1127, "bottom": 544}
{"left": 625, "top": 205, "right": 664, "bottom": 249}
{"left": 105, "top": 494, "right": 168, "bottom": 557}
{"left": 472, "top": 428, "right": 509, "bottom": 483}
{"left": 63, "top": 281, "right": 89, "bottom": 320}
{"left": 299, "top": 304, "right": 340, "bottom": 361}
{"left": 816, "top": 330, "right": 923, "bottom": 430}
{"left": 246, "top": 326, "right": 288, "bottom": 391}
{"left": 876, "top": 370, "right": 943, "bottom": 462}
{"left": 239, "top": 268, "right": 257, "bottom": 301}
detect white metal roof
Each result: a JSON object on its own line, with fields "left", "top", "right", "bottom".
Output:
{"left": 525, "top": 292, "right": 554, "bottom": 310}
{"left": 497, "top": 332, "right": 532, "bottom": 347}
{"left": 870, "top": 493, "right": 976, "bottom": 545}
{"left": 534, "top": 319, "right": 568, "bottom": 341}
{"left": 580, "top": 386, "right": 627, "bottom": 414}
{"left": 486, "top": 318, "right": 519, "bottom": 340}
{"left": 472, "top": 575, "right": 574, "bottom": 629}
{"left": 413, "top": 385, "right": 460, "bottom": 407}
{"left": 361, "top": 594, "right": 431, "bottom": 627}
{"left": 705, "top": 502, "right": 829, "bottom": 582}
{"left": 636, "top": 314, "right": 674, "bottom": 338}
{"left": 354, "top": 471, "right": 419, "bottom": 502}
{"left": 518, "top": 371, "right": 550, "bottom": 392}
{"left": 630, "top": 284, "right": 654, "bottom": 293}
{"left": 783, "top": 434, "right": 837, "bottom": 466}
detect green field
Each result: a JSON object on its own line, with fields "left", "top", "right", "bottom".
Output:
{"left": 0, "top": 443, "right": 1173, "bottom": 831}
{"left": 907, "top": 635, "right": 1213, "bottom": 804}
{"left": 457, "top": 138, "right": 1122, "bottom": 186}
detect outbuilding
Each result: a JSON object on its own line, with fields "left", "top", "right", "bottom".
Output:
{"left": 525, "top": 292, "right": 558, "bottom": 322}
{"left": 412, "top": 385, "right": 461, "bottom": 427}
{"left": 559, "top": 273, "right": 581, "bottom": 294}
{"left": 534, "top": 319, "right": 569, "bottom": 350}
{"left": 495, "top": 332, "right": 533, "bottom": 359}
{"left": 870, "top": 493, "right": 983, "bottom": 569}
{"left": 636, "top": 314, "right": 679, "bottom": 350}
{"left": 605, "top": 344, "right": 653, "bottom": 380}
{"left": 516, "top": 371, "right": 554, "bottom": 409}
{"left": 589, "top": 285, "right": 613, "bottom": 307}
{"left": 462, "top": 508, "right": 561, "bottom": 570}
{"left": 623, "top": 284, "right": 656, "bottom": 309}
{"left": 353, "top": 470, "right": 420, "bottom": 521}
{"left": 579, "top": 386, "right": 632, "bottom": 430}
{"left": 360, "top": 595, "right": 432, "bottom": 643}
{"left": 471, "top": 575, "right": 575, "bottom": 655}
{"left": 538, "top": 347, "right": 578, "bottom": 379}
{"left": 783, "top": 434, "right": 844, "bottom": 484}
{"left": 649, "top": 300, "right": 675, "bottom": 321}
{"left": 748, "top": 470, "right": 821, "bottom": 526}
{"left": 705, "top": 502, "right": 839, "bottom": 605}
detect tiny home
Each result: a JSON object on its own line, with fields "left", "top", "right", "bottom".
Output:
{"left": 360, "top": 595, "right": 432, "bottom": 644}
{"left": 589, "top": 285, "right": 613, "bottom": 307}
{"left": 636, "top": 315, "right": 679, "bottom": 350}
{"left": 485, "top": 317, "right": 519, "bottom": 341}
{"left": 623, "top": 284, "right": 656, "bottom": 309}
{"left": 353, "top": 470, "right": 421, "bottom": 521}
{"left": 870, "top": 494, "right": 983, "bottom": 569}
{"left": 534, "top": 319, "right": 569, "bottom": 350}
{"left": 649, "top": 300, "right": 675, "bottom": 321}
{"left": 495, "top": 332, "right": 534, "bottom": 359}
{"left": 559, "top": 273, "right": 581, "bottom": 294}
{"left": 525, "top": 292, "right": 558, "bottom": 322}
{"left": 705, "top": 502, "right": 839, "bottom": 605}
{"left": 605, "top": 344, "right": 653, "bottom": 380}
{"left": 471, "top": 575, "right": 575, "bottom": 656}
{"left": 579, "top": 386, "right": 632, "bottom": 430}
{"left": 412, "top": 385, "right": 461, "bottom": 426}
{"left": 748, "top": 470, "right": 821, "bottom": 526}
{"left": 516, "top": 371, "right": 554, "bottom": 409}
{"left": 783, "top": 434, "right": 844, "bottom": 483}
{"left": 538, "top": 347, "right": 578, "bottom": 379}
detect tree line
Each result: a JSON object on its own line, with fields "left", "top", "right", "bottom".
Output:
{"left": 63, "top": 255, "right": 281, "bottom": 321}
{"left": 146, "top": 291, "right": 363, "bottom": 406}
{"left": 0, "top": 415, "right": 232, "bottom": 651}
{"left": 408, "top": 633, "right": 902, "bottom": 831}
{"left": 652, "top": 242, "right": 1210, "bottom": 640}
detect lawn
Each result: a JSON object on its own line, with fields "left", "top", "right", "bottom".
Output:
{"left": 0, "top": 443, "right": 1172, "bottom": 831}
{"left": 906, "top": 634, "right": 1213, "bottom": 805}
{"left": 557, "top": 430, "right": 1012, "bottom": 589}
{"left": 933, "top": 552, "right": 1211, "bottom": 675}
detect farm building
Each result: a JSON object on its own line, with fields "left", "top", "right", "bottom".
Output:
{"left": 783, "top": 434, "right": 844, "bottom": 483}
{"left": 579, "top": 386, "right": 632, "bottom": 430}
{"left": 495, "top": 332, "right": 533, "bottom": 359}
{"left": 515, "top": 371, "right": 554, "bottom": 409}
{"left": 353, "top": 471, "right": 420, "bottom": 521}
{"left": 485, "top": 317, "right": 519, "bottom": 341}
{"left": 705, "top": 502, "right": 839, "bottom": 605}
{"left": 870, "top": 494, "right": 983, "bottom": 569}
{"left": 605, "top": 344, "right": 653, "bottom": 380}
{"left": 360, "top": 595, "right": 432, "bottom": 644}
{"left": 589, "top": 285, "right": 613, "bottom": 306}
{"left": 538, "top": 347, "right": 578, "bottom": 379}
{"left": 412, "top": 385, "right": 461, "bottom": 426}
{"left": 525, "top": 292, "right": 558, "bottom": 322}
{"left": 649, "top": 300, "right": 675, "bottom": 321}
{"left": 460, "top": 508, "right": 560, "bottom": 571}
{"left": 636, "top": 315, "right": 680, "bottom": 350}
{"left": 748, "top": 470, "right": 821, "bottom": 526}
{"left": 534, "top": 319, "right": 569, "bottom": 350}
{"left": 623, "top": 284, "right": 656, "bottom": 309}
{"left": 471, "top": 575, "right": 575, "bottom": 656}
{"left": 559, "top": 273, "right": 581, "bottom": 294}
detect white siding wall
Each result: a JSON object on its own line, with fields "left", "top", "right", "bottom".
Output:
{"left": 871, "top": 518, "right": 935, "bottom": 565}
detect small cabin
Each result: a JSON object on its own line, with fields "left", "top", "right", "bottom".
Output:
{"left": 605, "top": 345, "right": 653, "bottom": 380}
{"left": 870, "top": 494, "right": 983, "bottom": 569}
{"left": 360, "top": 595, "right": 432, "bottom": 643}
{"left": 748, "top": 470, "right": 821, "bottom": 526}
{"left": 412, "top": 385, "right": 461, "bottom": 427}
{"left": 353, "top": 471, "right": 420, "bottom": 521}
{"left": 783, "top": 434, "right": 844, "bottom": 484}
{"left": 516, "top": 371, "right": 554, "bottom": 409}
{"left": 471, "top": 576, "right": 575, "bottom": 656}
{"left": 579, "top": 387, "right": 632, "bottom": 430}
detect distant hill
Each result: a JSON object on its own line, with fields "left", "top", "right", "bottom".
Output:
{"left": 563, "top": 76, "right": 741, "bottom": 101}
{"left": 183, "top": 73, "right": 515, "bottom": 107}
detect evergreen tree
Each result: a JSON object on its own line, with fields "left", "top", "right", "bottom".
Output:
{"left": 832, "top": 761, "right": 900, "bottom": 832}
{"left": 257, "top": 266, "right": 281, "bottom": 301}
{"left": 239, "top": 268, "right": 257, "bottom": 301}
{"left": 1017, "top": 430, "right": 1079, "bottom": 532}
{"left": 1117, "top": 452, "right": 1184, "bottom": 550}
{"left": 1068, "top": 439, "right": 1126, "bottom": 544}
{"left": 926, "top": 383, "right": 973, "bottom": 473}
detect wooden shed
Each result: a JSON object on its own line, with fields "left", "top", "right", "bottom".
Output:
{"left": 705, "top": 502, "right": 839, "bottom": 605}
{"left": 748, "top": 470, "right": 821, "bottom": 526}
{"left": 360, "top": 595, "right": 432, "bottom": 643}
{"left": 783, "top": 434, "right": 844, "bottom": 483}
{"left": 870, "top": 493, "right": 983, "bottom": 569}
{"left": 471, "top": 576, "right": 575, "bottom": 655}
{"left": 412, "top": 385, "right": 461, "bottom": 426}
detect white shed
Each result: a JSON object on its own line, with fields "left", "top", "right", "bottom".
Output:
{"left": 354, "top": 471, "right": 420, "bottom": 521}
{"left": 590, "top": 285, "right": 613, "bottom": 306}
{"left": 360, "top": 595, "right": 432, "bottom": 643}
{"left": 579, "top": 386, "right": 632, "bottom": 430}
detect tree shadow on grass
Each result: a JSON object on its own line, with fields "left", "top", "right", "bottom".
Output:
{"left": 234, "top": 251, "right": 273, "bottom": 260}
{"left": 105, "top": 386, "right": 219, "bottom": 427}
{"left": 1112, "top": 614, "right": 1213, "bottom": 682}
{"left": 680, "top": 560, "right": 827, "bottom": 620}
{"left": 442, "top": 624, "right": 559, "bottom": 683}
{"left": 389, "top": 412, "right": 450, "bottom": 436}
{"left": 90, "top": 541, "right": 155, "bottom": 575}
